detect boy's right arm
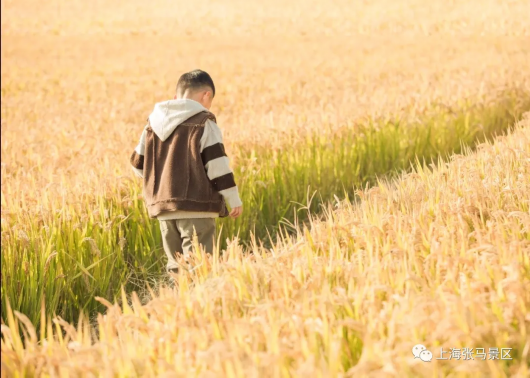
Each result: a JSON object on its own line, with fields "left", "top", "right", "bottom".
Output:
{"left": 130, "top": 126, "right": 147, "bottom": 178}
{"left": 200, "top": 119, "right": 243, "bottom": 217}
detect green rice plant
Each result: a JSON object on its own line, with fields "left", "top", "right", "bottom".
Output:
{"left": 222, "top": 89, "right": 530, "bottom": 243}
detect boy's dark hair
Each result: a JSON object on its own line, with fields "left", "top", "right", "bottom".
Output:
{"left": 176, "top": 69, "right": 215, "bottom": 97}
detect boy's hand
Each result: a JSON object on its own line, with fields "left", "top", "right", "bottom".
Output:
{"left": 229, "top": 206, "right": 243, "bottom": 219}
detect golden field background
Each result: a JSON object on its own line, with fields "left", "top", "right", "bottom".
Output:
{"left": 2, "top": 0, "right": 530, "bottom": 376}
{"left": 1, "top": 0, "right": 529, "bottom": 208}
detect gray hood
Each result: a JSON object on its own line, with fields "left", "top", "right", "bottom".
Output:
{"left": 148, "top": 99, "right": 208, "bottom": 141}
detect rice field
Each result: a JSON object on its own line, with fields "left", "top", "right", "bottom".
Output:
{"left": 2, "top": 0, "right": 530, "bottom": 376}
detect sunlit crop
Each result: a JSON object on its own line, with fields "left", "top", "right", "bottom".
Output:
{"left": 1, "top": 0, "right": 529, "bottom": 376}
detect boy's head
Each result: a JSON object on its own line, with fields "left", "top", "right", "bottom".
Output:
{"left": 175, "top": 69, "right": 215, "bottom": 109}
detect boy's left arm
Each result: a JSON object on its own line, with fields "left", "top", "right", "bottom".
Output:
{"left": 130, "top": 126, "right": 147, "bottom": 178}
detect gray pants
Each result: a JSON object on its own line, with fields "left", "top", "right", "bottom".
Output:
{"left": 159, "top": 218, "right": 216, "bottom": 271}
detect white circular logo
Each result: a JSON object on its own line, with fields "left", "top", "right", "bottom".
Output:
{"left": 412, "top": 344, "right": 426, "bottom": 359}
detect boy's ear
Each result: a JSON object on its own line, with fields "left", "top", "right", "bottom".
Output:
{"left": 173, "top": 95, "right": 177, "bottom": 99}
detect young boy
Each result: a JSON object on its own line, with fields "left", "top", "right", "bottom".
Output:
{"left": 130, "top": 69, "right": 243, "bottom": 274}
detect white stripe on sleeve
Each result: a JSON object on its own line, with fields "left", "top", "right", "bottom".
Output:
{"left": 200, "top": 119, "right": 224, "bottom": 150}
{"left": 132, "top": 167, "right": 144, "bottom": 178}
{"left": 205, "top": 156, "right": 232, "bottom": 180}
{"left": 135, "top": 127, "right": 147, "bottom": 155}
{"left": 219, "top": 187, "right": 243, "bottom": 208}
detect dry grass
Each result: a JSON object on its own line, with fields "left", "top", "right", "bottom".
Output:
{"left": 3, "top": 116, "right": 529, "bottom": 377}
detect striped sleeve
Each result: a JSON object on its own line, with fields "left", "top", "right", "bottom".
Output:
{"left": 130, "top": 126, "right": 147, "bottom": 178}
{"left": 200, "top": 119, "right": 242, "bottom": 208}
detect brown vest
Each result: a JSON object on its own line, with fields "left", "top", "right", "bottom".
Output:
{"left": 139, "top": 111, "right": 228, "bottom": 218}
